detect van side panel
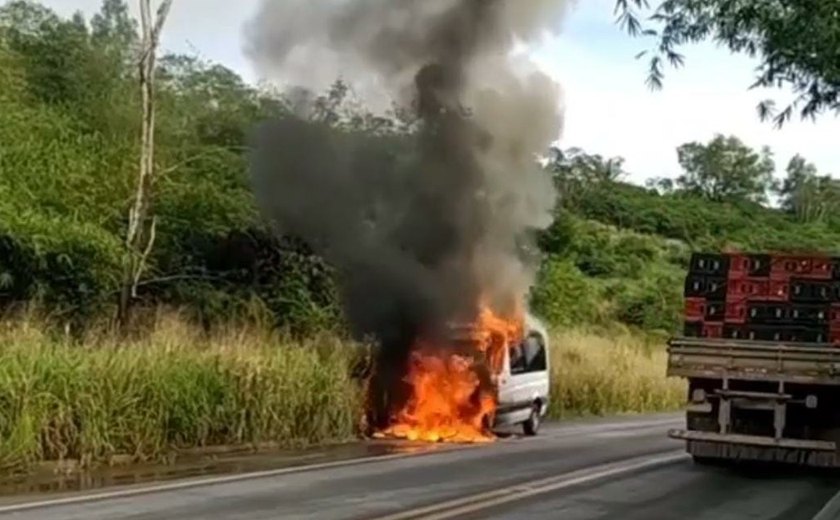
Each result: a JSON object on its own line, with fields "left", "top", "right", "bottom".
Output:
{"left": 495, "top": 320, "right": 550, "bottom": 426}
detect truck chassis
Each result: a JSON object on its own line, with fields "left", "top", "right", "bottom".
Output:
{"left": 667, "top": 337, "right": 840, "bottom": 467}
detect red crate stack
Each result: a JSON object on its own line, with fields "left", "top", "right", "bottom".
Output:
{"left": 684, "top": 251, "right": 839, "bottom": 346}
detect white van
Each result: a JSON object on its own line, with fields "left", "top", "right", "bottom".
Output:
{"left": 493, "top": 314, "right": 550, "bottom": 436}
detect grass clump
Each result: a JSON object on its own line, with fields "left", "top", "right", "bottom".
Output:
{"left": 0, "top": 318, "right": 363, "bottom": 474}
{"left": 547, "top": 329, "right": 685, "bottom": 419}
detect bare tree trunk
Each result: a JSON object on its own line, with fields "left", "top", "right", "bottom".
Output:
{"left": 117, "top": 0, "right": 173, "bottom": 329}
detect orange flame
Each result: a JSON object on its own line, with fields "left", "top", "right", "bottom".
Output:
{"left": 376, "top": 303, "right": 524, "bottom": 443}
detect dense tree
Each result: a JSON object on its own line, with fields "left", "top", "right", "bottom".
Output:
{"left": 616, "top": 0, "right": 840, "bottom": 126}
{"left": 546, "top": 147, "right": 626, "bottom": 208}
{"left": 90, "top": 0, "right": 137, "bottom": 51}
{"left": 776, "top": 155, "right": 840, "bottom": 223}
{"left": 673, "top": 134, "right": 775, "bottom": 204}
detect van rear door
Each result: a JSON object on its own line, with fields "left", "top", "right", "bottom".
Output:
{"left": 498, "top": 332, "right": 549, "bottom": 415}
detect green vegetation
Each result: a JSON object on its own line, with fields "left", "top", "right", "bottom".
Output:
{"left": 548, "top": 330, "right": 684, "bottom": 419}
{"left": 0, "top": 317, "right": 363, "bottom": 474}
{"left": 0, "top": 0, "right": 836, "bottom": 472}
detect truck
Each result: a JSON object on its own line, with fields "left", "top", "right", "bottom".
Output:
{"left": 667, "top": 252, "right": 840, "bottom": 467}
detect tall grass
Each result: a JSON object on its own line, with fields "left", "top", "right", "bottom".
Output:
{"left": 547, "top": 329, "right": 685, "bottom": 418}
{"left": 0, "top": 316, "right": 685, "bottom": 475}
{"left": 0, "top": 317, "right": 364, "bottom": 474}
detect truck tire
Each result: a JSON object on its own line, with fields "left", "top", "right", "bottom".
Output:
{"left": 522, "top": 404, "right": 541, "bottom": 436}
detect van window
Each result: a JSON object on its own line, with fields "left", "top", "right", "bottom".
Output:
{"left": 509, "top": 343, "right": 526, "bottom": 374}
{"left": 522, "top": 333, "right": 547, "bottom": 373}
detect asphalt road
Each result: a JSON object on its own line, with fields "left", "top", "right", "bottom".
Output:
{"left": 2, "top": 413, "right": 839, "bottom": 520}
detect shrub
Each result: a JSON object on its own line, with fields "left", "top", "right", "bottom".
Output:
{"left": 530, "top": 257, "right": 601, "bottom": 326}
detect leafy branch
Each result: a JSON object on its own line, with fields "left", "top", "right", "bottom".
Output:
{"left": 615, "top": 0, "right": 840, "bottom": 127}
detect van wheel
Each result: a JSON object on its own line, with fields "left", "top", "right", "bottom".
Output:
{"left": 522, "top": 405, "right": 541, "bottom": 436}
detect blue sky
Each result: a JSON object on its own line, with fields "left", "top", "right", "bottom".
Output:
{"left": 51, "top": 0, "right": 840, "bottom": 185}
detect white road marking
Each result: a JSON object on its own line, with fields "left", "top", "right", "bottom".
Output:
{"left": 523, "top": 417, "right": 682, "bottom": 443}
{"left": 0, "top": 416, "right": 678, "bottom": 515}
{"left": 591, "top": 427, "right": 676, "bottom": 440}
{"left": 812, "top": 488, "right": 840, "bottom": 520}
{"left": 370, "top": 451, "right": 687, "bottom": 520}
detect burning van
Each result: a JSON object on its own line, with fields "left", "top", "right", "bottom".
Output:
{"left": 248, "top": 0, "right": 563, "bottom": 448}
{"left": 374, "top": 309, "right": 550, "bottom": 443}
{"left": 493, "top": 313, "right": 550, "bottom": 436}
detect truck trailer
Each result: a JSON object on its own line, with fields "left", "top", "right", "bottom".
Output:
{"left": 668, "top": 252, "right": 840, "bottom": 467}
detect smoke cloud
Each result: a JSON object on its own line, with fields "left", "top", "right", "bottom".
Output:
{"left": 246, "top": 0, "right": 568, "bottom": 425}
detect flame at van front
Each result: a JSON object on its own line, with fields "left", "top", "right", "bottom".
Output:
{"left": 375, "top": 304, "right": 523, "bottom": 443}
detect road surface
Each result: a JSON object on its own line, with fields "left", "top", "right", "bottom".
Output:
{"left": 1, "top": 413, "right": 839, "bottom": 519}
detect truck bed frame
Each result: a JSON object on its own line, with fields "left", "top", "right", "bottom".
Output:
{"left": 667, "top": 337, "right": 840, "bottom": 466}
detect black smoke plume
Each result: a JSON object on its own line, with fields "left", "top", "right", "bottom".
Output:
{"left": 246, "top": 0, "right": 567, "bottom": 429}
